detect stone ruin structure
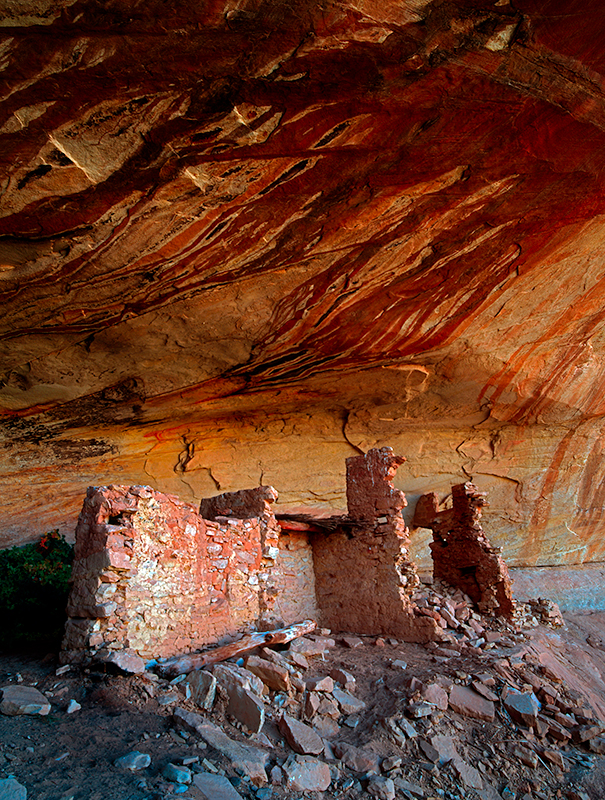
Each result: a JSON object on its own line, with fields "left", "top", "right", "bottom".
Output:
{"left": 413, "top": 482, "right": 514, "bottom": 617}
{"left": 61, "top": 484, "right": 283, "bottom": 667}
{"left": 61, "top": 448, "right": 513, "bottom": 667}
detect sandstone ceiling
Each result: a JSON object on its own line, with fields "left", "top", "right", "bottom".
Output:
{"left": 2, "top": 0, "right": 605, "bottom": 569}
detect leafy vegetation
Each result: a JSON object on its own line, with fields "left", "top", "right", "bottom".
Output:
{"left": 0, "top": 530, "right": 74, "bottom": 651}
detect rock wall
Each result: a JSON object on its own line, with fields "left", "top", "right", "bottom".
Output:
{"left": 272, "top": 531, "right": 319, "bottom": 626}
{"left": 62, "top": 448, "right": 450, "bottom": 663}
{"left": 415, "top": 483, "right": 514, "bottom": 617}
{"left": 3, "top": 0, "right": 605, "bottom": 580}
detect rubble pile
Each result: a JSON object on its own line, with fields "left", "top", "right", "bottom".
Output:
{"left": 3, "top": 594, "right": 604, "bottom": 800}
{"left": 525, "top": 600, "right": 566, "bottom": 629}
{"left": 163, "top": 613, "right": 604, "bottom": 800}
{"left": 412, "top": 580, "right": 564, "bottom": 645}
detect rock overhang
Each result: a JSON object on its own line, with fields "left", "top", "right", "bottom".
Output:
{"left": 2, "top": 1, "right": 605, "bottom": 569}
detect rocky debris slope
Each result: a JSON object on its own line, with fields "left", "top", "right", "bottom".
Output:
{"left": 1, "top": 589, "right": 605, "bottom": 800}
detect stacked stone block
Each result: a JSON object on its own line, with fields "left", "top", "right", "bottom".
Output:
{"left": 61, "top": 449, "right": 515, "bottom": 666}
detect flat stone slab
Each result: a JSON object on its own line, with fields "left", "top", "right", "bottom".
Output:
{"left": 289, "top": 638, "right": 330, "bottom": 657}
{"left": 102, "top": 650, "right": 145, "bottom": 674}
{"left": 333, "top": 742, "right": 380, "bottom": 773}
{"left": 367, "top": 775, "right": 395, "bottom": 799}
{"left": 332, "top": 686, "right": 366, "bottom": 714}
{"left": 329, "top": 668, "right": 356, "bottom": 691}
{"left": 449, "top": 684, "right": 495, "bottom": 722}
{"left": 399, "top": 718, "right": 418, "bottom": 738}
{"left": 193, "top": 773, "right": 245, "bottom": 800}
{"left": 212, "top": 664, "right": 264, "bottom": 696}
{"left": 512, "top": 744, "right": 538, "bottom": 768}
{"left": 114, "top": 751, "right": 151, "bottom": 770}
{"left": 279, "top": 714, "right": 324, "bottom": 755}
{"left": 317, "top": 695, "right": 339, "bottom": 718}
{"left": 185, "top": 670, "right": 217, "bottom": 711}
{"left": 0, "top": 778, "right": 27, "bottom": 800}
{"left": 305, "top": 692, "right": 320, "bottom": 718}
{"left": 471, "top": 680, "right": 498, "bottom": 702}
{"left": 282, "top": 754, "right": 331, "bottom": 792}
{"left": 162, "top": 763, "right": 192, "bottom": 783}
{"left": 312, "top": 714, "right": 341, "bottom": 739}
{"left": 407, "top": 701, "right": 435, "bottom": 719}
{"left": 421, "top": 683, "right": 448, "bottom": 711}
{"left": 245, "top": 656, "right": 291, "bottom": 692}
{"left": 209, "top": 662, "right": 265, "bottom": 732}
{"left": 394, "top": 777, "right": 425, "bottom": 798}
{"left": 0, "top": 686, "right": 50, "bottom": 716}
{"left": 419, "top": 739, "right": 439, "bottom": 763}
{"left": 429, "top": 734, "right": 458, "bottom": 766}
{"left": 340, "top": 636, "right": 364, "bottom": 648}
{"left": 503, "top": 688, "right": 540, "bottom": 727}
{"left": 225, "top": 683, "right": 265, "bottom": 734}
{"left": 306, "top": 676, "right": 334, "bottom": 693}
{"left": 173, "top": 708, "right": 268, "bottom": 785}
{"left": 452, "top": 757, "right": 483, "bottom": 790}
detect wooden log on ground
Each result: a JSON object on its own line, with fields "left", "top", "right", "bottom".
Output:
{"left": 155, "top": 619, "right": 317, "bottom": 678}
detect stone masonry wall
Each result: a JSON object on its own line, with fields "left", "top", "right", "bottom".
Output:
{"left": 272, "top": 531, "right": 318, "bottom": 626}
{"left": 62, "top": 485, "right": 281, "bottom": 663}
{"left": 414, "top": 482, "right": 514, "bottom": 617}
{"left": 62, "top": 450, "right": 513, "bottom": 665}
{"left": 312, "top": 448, "right": 440, "bottom": 643}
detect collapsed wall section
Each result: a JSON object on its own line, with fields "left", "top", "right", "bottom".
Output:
{"left": 61, "top": 485, "right": 281, "bottom": 664}
{"left": 414, "top": 482, "right": 514, "bottom": 617}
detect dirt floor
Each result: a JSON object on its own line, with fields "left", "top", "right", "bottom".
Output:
{"left": 3, "top": 610, "right": 605, "bottom": 800}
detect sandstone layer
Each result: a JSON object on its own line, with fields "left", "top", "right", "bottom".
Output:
{"left": 2, "top": 0, "right": 605, "bottom": 570}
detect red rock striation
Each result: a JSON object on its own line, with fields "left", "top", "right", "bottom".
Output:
{"left": 3, "top": 1, "right": 605, "bottom": 579}
{"left": 414, "top": 482, "right": 514, "bottom": 617}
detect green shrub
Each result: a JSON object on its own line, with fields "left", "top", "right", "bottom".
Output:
{"left": 0, "top": 530, "right": 74, "bottom": 651}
